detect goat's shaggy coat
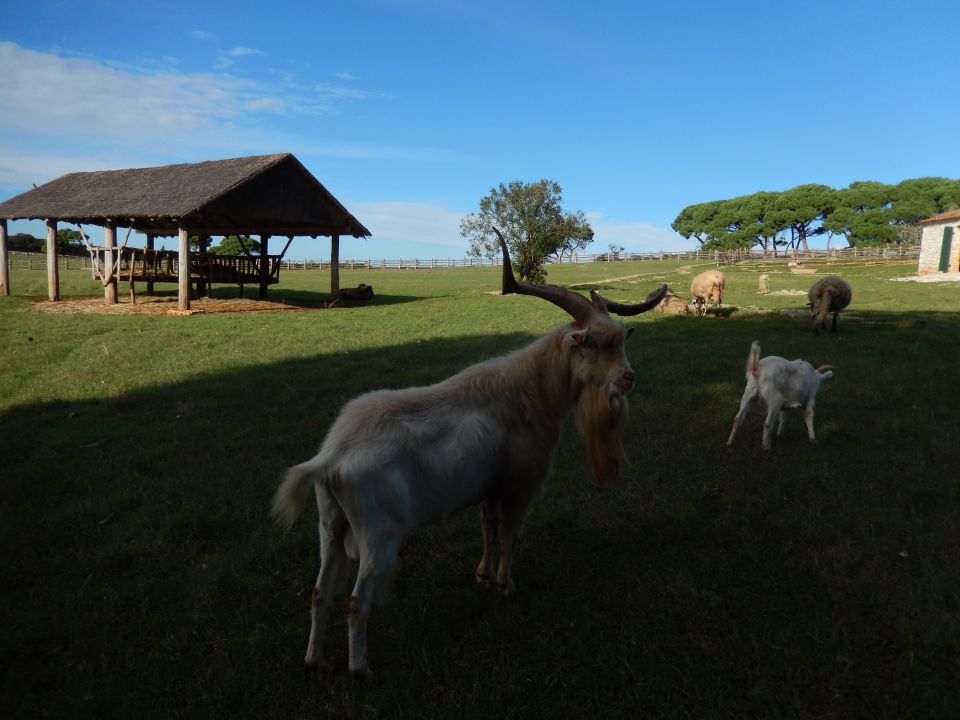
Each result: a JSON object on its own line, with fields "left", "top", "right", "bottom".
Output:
{"left": 690, "top": 270, "right": 725, "bottom": 317}
{"left": 727, "top": 341, "right": 833, "bottom": 450}
{"left": 807, "top": 276, "right": 852, "bottom": 334}
{"left": 273, "top": 229, "right": 666, "bottom": 678}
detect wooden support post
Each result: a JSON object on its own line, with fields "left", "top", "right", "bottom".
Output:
{"left": 178, "top": 227, "right": 190, "bottom": 312}
{"left": 0, "top": 219, "right": 9, "bottom": 296}
{"left": 104, "top": 220, "right": 117, "bottom": 304}
{"left": 146, "top": 234, "right": 155, "bottom": 294}
{"left": 259, "top": 233, "right": 270, "bottom": 299}
{"left": 330, "top": 234, "right": 340, "bottom": 299}
{"left": 197, "top": 234, "right": 209, "bottom": 297}
{"left": 46, "top": 219, "right": 60, "bottom": 301}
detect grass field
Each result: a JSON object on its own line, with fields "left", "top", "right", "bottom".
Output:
{"left": 2, "top": 256, "right": 959, "bottom": 719}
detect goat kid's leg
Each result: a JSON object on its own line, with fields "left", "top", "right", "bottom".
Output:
{"left": 804, "top": 400, "right": 817, "bottom": 443}
{"left": 727, "top": 386, "right": 757, "bottom": 446}
{"left": 761, "top": 403, "right": 780, "bottom": 450}
{"left": 347, "top": 534, "right": 401, "bottom": 680}
{"left": 474, "top": 499, "right": 498, "bottom": 587}
{"left": 776, "top": 410, "right": 787, "bottom": 437}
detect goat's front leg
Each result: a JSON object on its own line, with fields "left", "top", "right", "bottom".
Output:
{"left": 776, "top": 410, "right": 787, "bottom": 437}
{"left": 495, "top": 494, "right": 534, "bottom": 597}
{"left": 474, "top": 499, "right": 499, "bottom": 587}
{"left": 761, "top": 403, "right": 780, "bottom": 450}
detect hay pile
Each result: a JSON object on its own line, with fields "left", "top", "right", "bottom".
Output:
{"left": 25, "top": 295, "right": 313, "bottom": 316}
{"left": 653, "top": 289, "right": 692, "bottom": 315}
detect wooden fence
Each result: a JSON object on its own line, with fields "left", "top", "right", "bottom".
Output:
{"left": 5, "top": 244, "right": 921, "bottom": 273}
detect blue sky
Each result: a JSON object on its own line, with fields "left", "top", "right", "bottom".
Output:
{"left": 2, "top": 0, "right": 958, "bottom": 260}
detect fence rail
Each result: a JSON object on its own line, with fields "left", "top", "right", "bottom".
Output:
{"left": 5, "top": 244, "right": 921, "bottom": 272}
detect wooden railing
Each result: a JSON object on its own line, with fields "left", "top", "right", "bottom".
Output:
{"left": 5, "top": 244, "right": 921, "bottom": 272}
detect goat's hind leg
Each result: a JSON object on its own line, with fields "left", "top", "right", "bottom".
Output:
{"left": 347, "top": 531, "right": 402, "bottom": 680}
{"left": 727, "top": 384, "right": 757, "bottom": 446}
{"left": 804, "top": 399, "right": 818, "bottom": 443}
{"left": 474, "top": 499, "right": 498, "bottom": 587}
{"left": 305, "top": 495, "right": 349, "bottom": 671}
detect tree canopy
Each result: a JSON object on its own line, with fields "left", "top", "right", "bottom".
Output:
{"left": 460, "top": 179, "right": 593, "bottom": 283}
{"left": 209, "top": 235, "right": 261, "bottom": 255}
{"left": 673, "top": 177, "right": 960, "bottom": 251}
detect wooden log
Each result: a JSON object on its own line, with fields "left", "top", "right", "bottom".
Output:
{"left": 330, "top": 233, "right": 340, "bottom": 299}
{"left": 259, "top": 234, "right": 270, "bottom": 299}
{"left": 46, "top": 220, "right": 60, "bottom": 301}
{"left": 178, "top": 227, "right": 190, "bottom": 311}
{"left": 0, "top": 219, "right": 9, "bottom": 296}
{"left": 104, "top": 221, "right": 117, "bottom": 304}
{"left": 146, "top": 234, "right": 155, "bottom": 294}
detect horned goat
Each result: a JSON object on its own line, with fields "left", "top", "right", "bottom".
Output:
{"left": 807, "top": 275, "right": 851, "bottom": 334}
{"left": 690, "top": 269, "right": 725, "bottom": 316}
{"left": 272, "top": 228, "right": 667, "bottom": 679}
{"left": 727, "top": 341, "right": 834, "bottom": 450}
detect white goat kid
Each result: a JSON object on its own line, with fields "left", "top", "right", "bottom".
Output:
{"left": 726, "top": 341, "right": 833, "bottom": 450}
{"left": 272, "top": 228, "right": 667, "bottom": 679}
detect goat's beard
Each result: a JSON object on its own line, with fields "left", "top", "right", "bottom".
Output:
{"left": 576, "top": 386, "right": 628, "bottom": 486}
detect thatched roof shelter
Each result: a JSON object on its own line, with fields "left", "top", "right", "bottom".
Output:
{"left": 0, "top": 153, "right": 370, "bottom": 308}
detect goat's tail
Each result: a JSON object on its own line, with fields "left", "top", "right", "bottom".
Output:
{"left": 747, "top": 341, "right": 761, "bottom": 379}
{"left": 816, "top": 364, "right": 834, "bottom": 381}
{"left": 271, "top": 458, "right": 325, "bottom": 529}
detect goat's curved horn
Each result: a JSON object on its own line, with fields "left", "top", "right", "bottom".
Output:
{"left": 494, "top": 227, "right": 598, "bottom": 323}
{"left": 591, "top": 285, "right": 669, "bottom": 316}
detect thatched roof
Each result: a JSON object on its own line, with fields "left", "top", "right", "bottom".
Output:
{"left": 0, "top": 153, "right": 371, "bottom": 238}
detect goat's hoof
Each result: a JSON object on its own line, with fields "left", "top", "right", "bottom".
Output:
{"left": 350, "top": 666, "right": 376, "bottom": 682}
{"left": 474, "top": 573, "right": 491, "bottom": 588}
{"left": 304, "top": 657, "right": 332, "bottom": 674}
{"left": 496, "top": 582, "right": 516, "bottom": 598}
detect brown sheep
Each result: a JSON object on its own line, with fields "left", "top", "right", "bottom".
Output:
{"left": 690, "top": 269, "right": 725, "bottom": 316}
{"left": 807, "top": 276, "right": 852, "bottom": 334}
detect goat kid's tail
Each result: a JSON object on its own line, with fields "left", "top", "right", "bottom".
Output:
{"left": 271, "top": 459, "right": 324, "bottom": 529}
{"left": 747, "top": 341, "right": 761, "bottom": 379}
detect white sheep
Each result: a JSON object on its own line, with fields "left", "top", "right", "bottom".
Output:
{"left": 807, "top": 276, "right": 852, "bottom": 334}
{"left": 690, "top": 270, "right": 725, "bottom": 316}
{"left": 726, "top": 341, "right": 833, "bottom": 450}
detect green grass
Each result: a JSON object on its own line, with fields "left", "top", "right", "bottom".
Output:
{"left": 2, "top": 257, "right": 959, "bottom": 719}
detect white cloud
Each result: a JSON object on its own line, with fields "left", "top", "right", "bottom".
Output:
{"left": 587, "top": 212, "right": 691, "bottom": 253}
{"left": 227, "top": 46, "right": 264, "bottom": 57}
{"left": 0, "top": 42, "right": 411, "bottom": 191}
{"left": 351, "top": 200, "right": 466, "bottom": 248}
{"left": 335, "top": 71, "right": 357, "bottom": 81}
{"left": 190, "top": 30, "right": 217, "bottom": 41}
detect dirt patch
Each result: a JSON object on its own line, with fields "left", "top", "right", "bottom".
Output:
{"left": 24, "top": 295, "right": 319, "bottom": 316}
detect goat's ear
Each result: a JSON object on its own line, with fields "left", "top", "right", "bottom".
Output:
{"left": 625, "top": 327, "right": 635, "bottom": 338}
{"left": 567, "top": 329, "right": 590, "bottom": 347}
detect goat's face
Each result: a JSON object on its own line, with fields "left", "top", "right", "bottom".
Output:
{"left": 493, "top": 226, "right": 666, "bottom": 485}
{"left": 566, "top": 317, "right": 636, "bottom": 405}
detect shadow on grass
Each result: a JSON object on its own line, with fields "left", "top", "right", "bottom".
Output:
{"left": 1, "top": 312, "right": 959, "bottom": 719}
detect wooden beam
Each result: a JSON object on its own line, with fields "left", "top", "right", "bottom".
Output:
{"left": 104, "top": 220, "right": 117, "bottom": 304}
{"left": 46, "top": 220, "right": 59, "bottom": 301}
{"left": 0, "top": 219, "right": 9, "bottom": 296}
{"left": 178, "top": 227, "right": 190, "bottom": 311}
{"left": 331, "top": 234, "right": 340, "bottom": 299}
